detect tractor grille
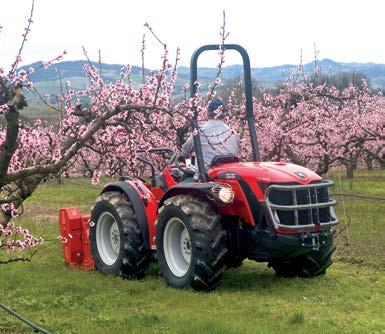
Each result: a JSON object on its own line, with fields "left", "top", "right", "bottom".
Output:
{"left": 265, "top": 180, "right": 339, "bottom": 231}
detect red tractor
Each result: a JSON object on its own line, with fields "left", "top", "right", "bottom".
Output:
{"left": 63, "top": 45, "right": 339, "bottom": 291}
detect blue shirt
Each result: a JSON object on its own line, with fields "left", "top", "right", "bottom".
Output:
{"left": 181, "top": 120, "right": 240, "bottom": 167}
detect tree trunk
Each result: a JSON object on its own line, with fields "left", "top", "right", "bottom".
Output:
{"left": 346, "top": 165, "right": 355, "bottom": 178}
{"left": 364, "top": 156, "right": 373, "bottom": 170}
{"left": 315, "top": 155, "right": 330, "bottom": 176}
{"left": 380, "top": 158, "right": 385, "bottom": 170}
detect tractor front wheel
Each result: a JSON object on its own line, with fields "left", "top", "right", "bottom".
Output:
{"left": 297, "top": 243, "right": 336, "bottom": 277}
{"left": 268, "top": 242, "right": 335, "bottom": 278}
{"left": 90, "top": 191, "right": 151, "bottom": 278}
{"left": 156, "top": 195, "right": 228, "bottom": 291}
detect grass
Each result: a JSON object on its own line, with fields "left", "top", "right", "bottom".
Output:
{"left": 1, "top": 171, "right": 385, "bottom": 333}
{"left": 328, "top": 169, "right": 385, "bottom": 269}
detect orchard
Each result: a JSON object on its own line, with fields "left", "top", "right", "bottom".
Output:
{"left": 0, "top": 3, "right": 384, "bottom": 265}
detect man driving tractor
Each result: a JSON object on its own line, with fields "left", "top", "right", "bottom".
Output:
{"left": 181, "top": 99, "right": 240, "bottom": 167}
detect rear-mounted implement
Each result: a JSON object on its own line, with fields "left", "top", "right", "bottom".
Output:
{"left": 59, "top": 207, "right": 94, "bottom": 270}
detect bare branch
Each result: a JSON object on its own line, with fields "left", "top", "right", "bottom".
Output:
{"left": 8, "top": 0, "right": 35, "bottom": 77}
{"left": 0, "top": 250, "right": 37, "bottom": 265}
{"left": 141, "top": 34, "right": 146, "bottom": 84}
{"left": 26, "top": 86, "right": 62, "bottom": 113}
{"left": 144, "top": 23, "right": 166, "bottom": 48}
{"left": 207, "top": 10, "right": 228, "bottom": 101}
{"left": 98, "top": 49, "right": 102, "bottom": 77}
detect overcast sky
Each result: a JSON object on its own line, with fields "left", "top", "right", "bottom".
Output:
{"left": 1, "top": 0, "right": 385, "bottom": 70}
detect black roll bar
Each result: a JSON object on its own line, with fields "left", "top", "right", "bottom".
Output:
{"left": 189, "top": 44, "right": 261, "bottom": 181}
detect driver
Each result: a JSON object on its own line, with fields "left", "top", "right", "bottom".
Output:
{"left": 181, "top": 99, "right": 240, "bottom": 167}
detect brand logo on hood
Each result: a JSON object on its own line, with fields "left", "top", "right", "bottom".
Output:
{"left": 294, "top": 171, "right": 306, "bottom": 179}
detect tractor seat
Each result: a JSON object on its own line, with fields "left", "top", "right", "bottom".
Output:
{"left": 210, "top": 155, "right": 240, "bottom": 167}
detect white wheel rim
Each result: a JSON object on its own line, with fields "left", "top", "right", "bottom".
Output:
{"left": 96, "top": 211, "right": 120, "bottom": 265}
{"left": 163, "top": 217, "right": 191, "bottom": 277}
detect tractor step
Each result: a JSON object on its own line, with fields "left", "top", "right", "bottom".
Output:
{"left": 59, "top": 207, "right": 94, "bottom": 270}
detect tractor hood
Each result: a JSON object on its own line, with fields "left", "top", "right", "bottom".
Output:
{"left": 208, "top": 161, "right": 322, "bottom": 185}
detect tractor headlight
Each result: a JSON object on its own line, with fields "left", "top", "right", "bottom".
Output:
{"left": 212, "top": 184, "right": 234, "bottom": 204}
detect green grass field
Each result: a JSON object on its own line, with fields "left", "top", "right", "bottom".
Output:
{"left": 1, "top": 170, "right": 384, "bottom": 334}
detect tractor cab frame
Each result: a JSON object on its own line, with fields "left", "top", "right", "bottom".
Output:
{"left": 190, "top": 44, "right": 260, "bottom": 180}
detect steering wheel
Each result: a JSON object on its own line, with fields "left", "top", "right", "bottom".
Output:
{"left": 172, "top": 155, "right": 196, "bottom": 176}
{"left": 172, "top": 155, "right": 186, "bottom": 171}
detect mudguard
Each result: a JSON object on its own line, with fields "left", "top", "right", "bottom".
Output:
{"left": 158, "top": 182, "right": 217, "bottom": 209}
{"left": 101, "top": 180, "right": 153, "bottom": 248}
{"left": 159, "top": 180, "right": 259, "bottom": 226}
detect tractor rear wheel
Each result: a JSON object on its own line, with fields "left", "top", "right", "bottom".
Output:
{"left": 269, "top": 243, "right": 335, "bottom": 278}
{"left": 156, "top": 195, "right": 228, "bottom": 291}
{"left": 90, "top": 191, "right": 151, "bottom": 278}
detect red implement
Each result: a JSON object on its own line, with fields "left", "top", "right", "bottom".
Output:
{"left": 59, "top": 207, "right": 94, "bottom": 270}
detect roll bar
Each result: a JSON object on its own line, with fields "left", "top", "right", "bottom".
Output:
{"left": 189, "top": 44, "right": 261, "bottom": 181}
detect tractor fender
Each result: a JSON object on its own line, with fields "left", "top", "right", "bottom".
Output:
{"left": 158, "top": 182, "right": 217, "bottom": 209}
{"left": 101, "top": 181, "right": 151, "bottom": 249}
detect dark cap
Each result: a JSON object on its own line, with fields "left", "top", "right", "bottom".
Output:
{"left": 207, "top": 99, "right": 225, "bottom": 115}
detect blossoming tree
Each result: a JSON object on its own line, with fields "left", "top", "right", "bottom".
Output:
{"left": 0, "top": 1, "right": 182, "bottom": 262}
{"left": 1, "top": 3, "right": 383, "bottom": 264}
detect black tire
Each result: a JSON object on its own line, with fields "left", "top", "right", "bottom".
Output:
{"left": 297, "top": 243, "right": 336, "bottom": 277}
{"left": 90, "top": 191, "right": 151, "bottom": 278}
{"left": 156, "top": 195, "right": 228, "bottom": 291}
{"left": 268, "top": 258, "right": 299, "bottom": 278}
{"left": 269, "top": 243, "right": 336, "bottom": 278}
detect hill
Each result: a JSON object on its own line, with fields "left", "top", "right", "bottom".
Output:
{"left": 22, "top": 58, "right": 385, "bottom": 91}
{"left": 19, "top": 58, "right": 385, "bottom": 118}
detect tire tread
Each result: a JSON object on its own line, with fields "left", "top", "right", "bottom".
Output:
{"left": 90, "top": 191, "right": 151, "bottom": 279}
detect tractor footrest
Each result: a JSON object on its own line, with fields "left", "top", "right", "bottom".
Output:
{"left": 59, "top": 207, "right": 94, "bottom": 270}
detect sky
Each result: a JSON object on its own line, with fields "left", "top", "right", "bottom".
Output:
{"left": 1, "top": 0, "right": 385, "bottom": 70}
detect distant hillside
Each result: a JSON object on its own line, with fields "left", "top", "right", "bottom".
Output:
{"left": 178, "top": 59, "right": 385, "bottom": 89}
{"left": 21, "top": 61, "right": 148, "bottom": 94}
{"left": 22, "top": 58, "right": 385, "bottom": 91}
{"left": 19, "top": 58, "right": 385, "bottom": 118}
